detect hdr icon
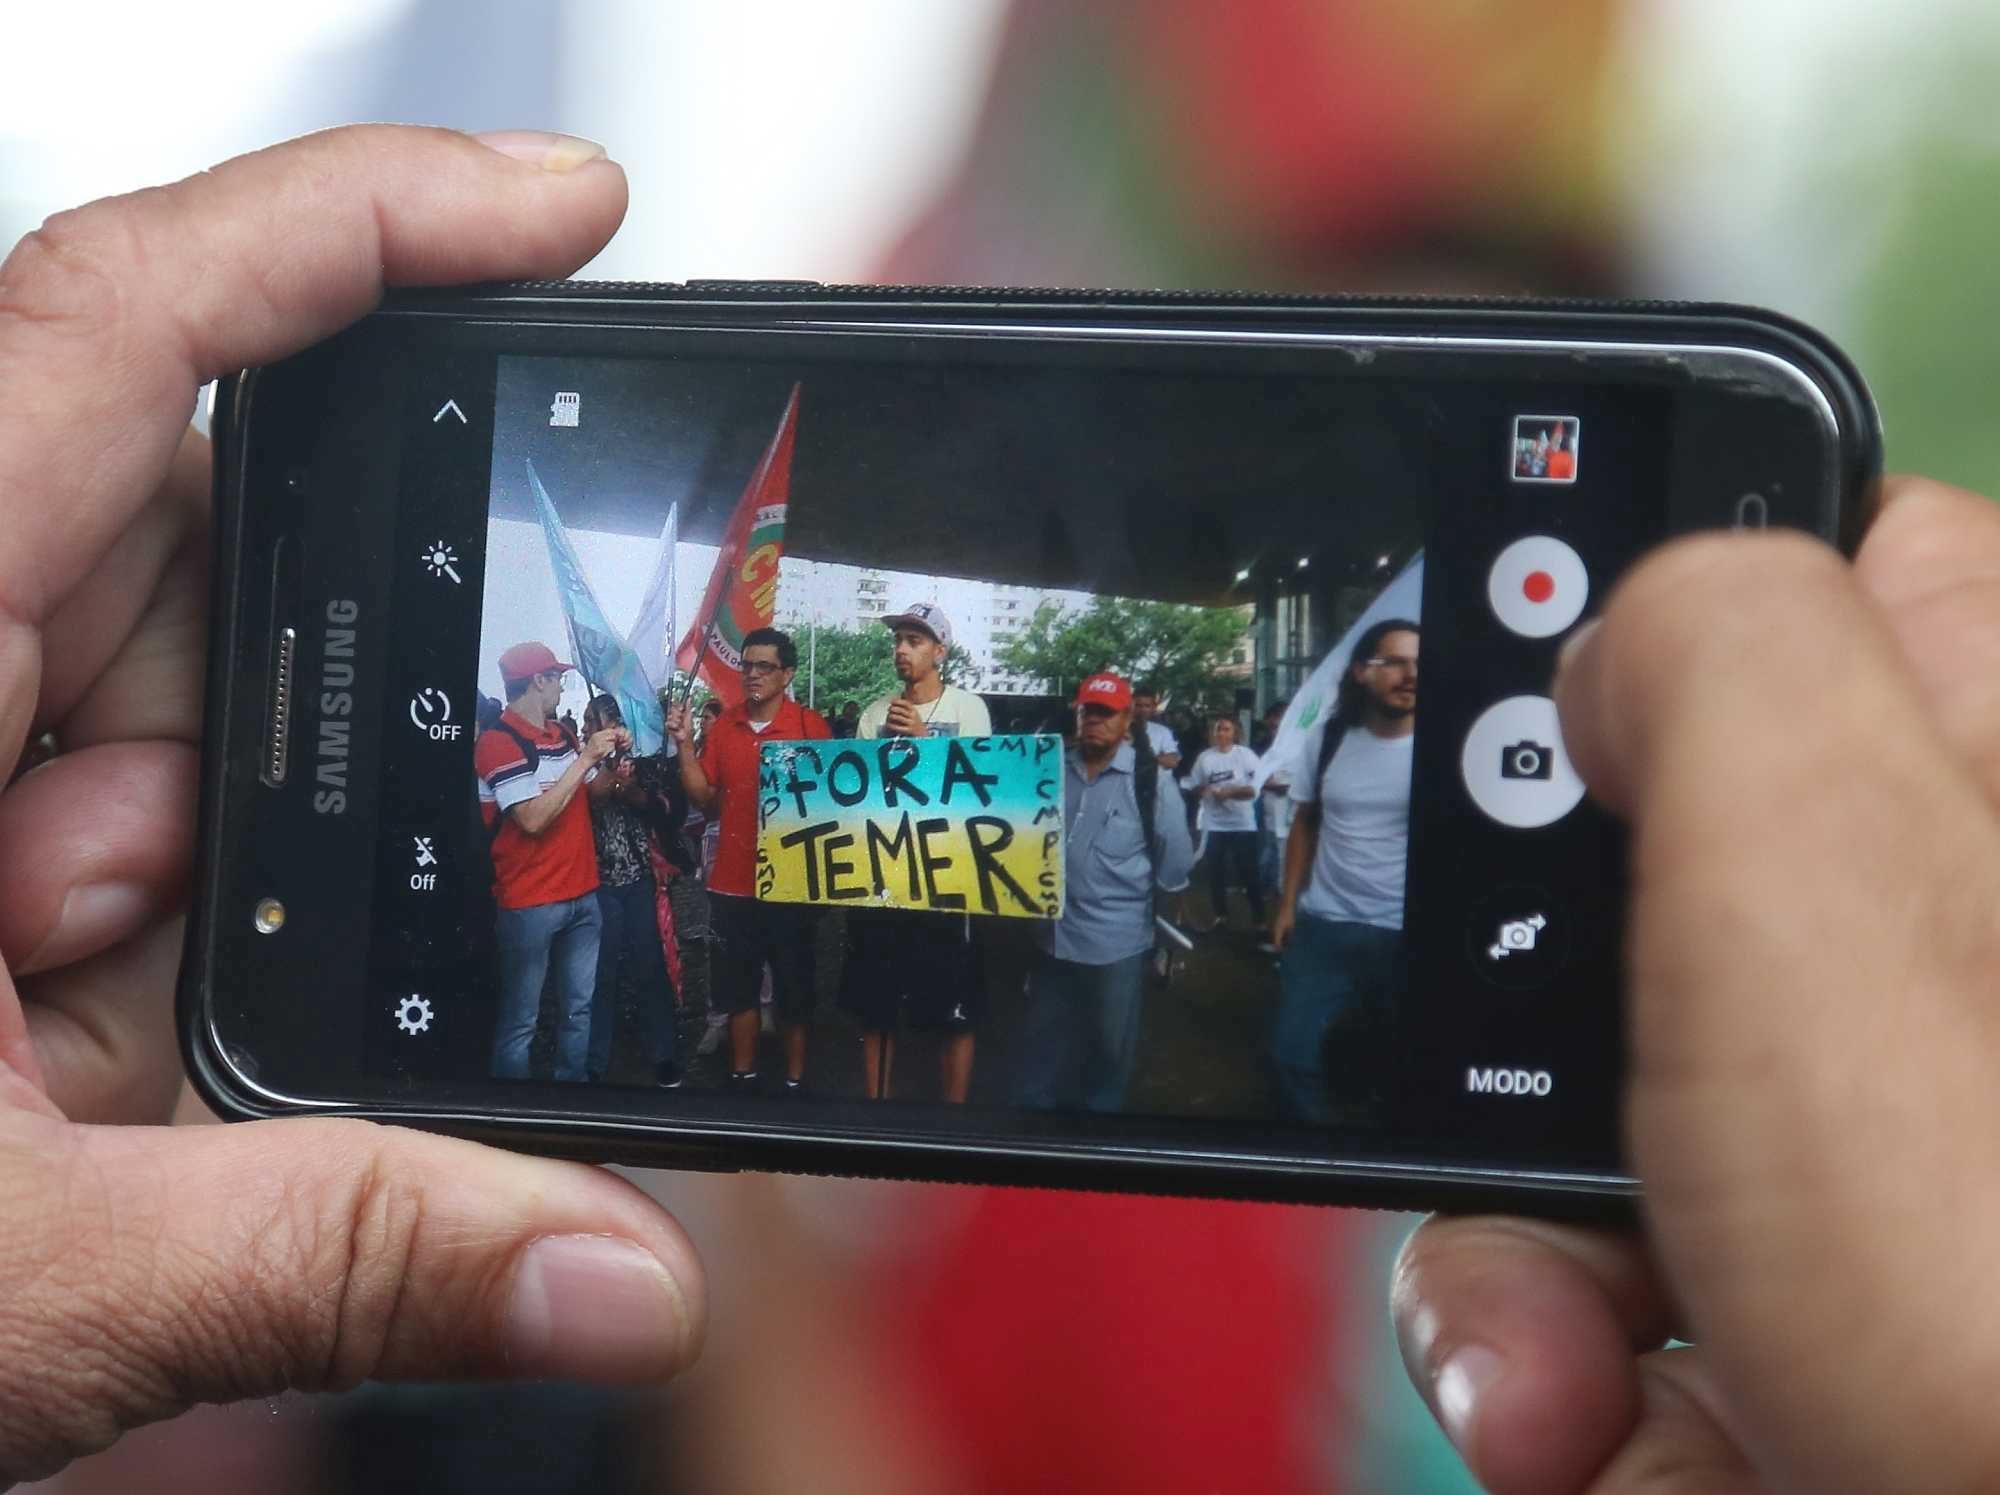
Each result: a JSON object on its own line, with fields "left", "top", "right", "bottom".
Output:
{"left": 1466, "top": 1066, "right": 1553, "bottom": 1097}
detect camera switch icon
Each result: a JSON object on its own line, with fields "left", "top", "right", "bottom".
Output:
{"left": 1488, "top": 912, "right": 1548, "bottom": 962}
{"left": 1467, "top": 886, "right": 1571, "bottom": 991}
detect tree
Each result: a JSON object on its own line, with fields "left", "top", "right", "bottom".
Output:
{"left": 794, "top": 624, "right": 900, "bottom": 713}
{"left": 996, "top": 596, "right": 1248, "bottom": 710}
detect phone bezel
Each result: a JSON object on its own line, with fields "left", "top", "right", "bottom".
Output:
{"left": 180, "top": 287, "right": 1880, "bottom": 1216}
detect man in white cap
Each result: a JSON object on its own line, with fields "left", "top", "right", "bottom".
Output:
{"left": 856, "top": 602, "right": 991, "bottom": 740}
{"left": 841, "top": 602, "right": 992, "bottom": 1101}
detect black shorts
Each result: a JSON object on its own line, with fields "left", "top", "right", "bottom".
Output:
{"left": 708, "top": 893, "right": 821, "bottom": 1023}
{"left": 839, "top": 907, "right": 987, "bottom": 1035}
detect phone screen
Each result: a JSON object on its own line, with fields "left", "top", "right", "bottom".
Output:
{"left": 311, "top": 321, "right": 1689, "bottom": 1181}
{"left": 208, "top": 304, "right": 1856, "bottom": 1192}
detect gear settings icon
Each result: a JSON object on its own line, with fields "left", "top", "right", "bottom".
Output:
{"left": 395, "top": 994, "right": 434, "bottom": 1036}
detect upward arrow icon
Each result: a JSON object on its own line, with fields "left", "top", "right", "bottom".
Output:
{"left": 433, "top": 399, "right": 466, "bottom": 425}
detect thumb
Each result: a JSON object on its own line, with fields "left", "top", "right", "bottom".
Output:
{"left": 0, "top": 1112, "right": 704, "bottom": 1484}
{"left": 1552, "top": 530, "right": 2000, "bottom": 1492}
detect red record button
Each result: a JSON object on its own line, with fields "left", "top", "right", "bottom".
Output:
{"left": 1488, "top": 536, "right": 1588, "bottom": 639}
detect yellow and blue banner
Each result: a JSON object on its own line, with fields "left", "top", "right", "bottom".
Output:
{"left": 755, "top": 734, "right": 1064, "bottom": 919}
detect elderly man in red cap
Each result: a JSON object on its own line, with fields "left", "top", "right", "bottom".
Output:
{"left": 474, "top": 640, "right": 629, "bottom": 1082}
{"left": 1012, "top": 672, "right": 1193, "bottom": 1112}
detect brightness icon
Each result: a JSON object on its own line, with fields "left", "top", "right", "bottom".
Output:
{"left": 422, "top": 541, "right": 462, "bottom": 585}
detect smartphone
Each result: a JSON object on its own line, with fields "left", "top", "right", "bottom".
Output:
{"left": 182, "top": 284, "right": 1879, "bottom": 1215}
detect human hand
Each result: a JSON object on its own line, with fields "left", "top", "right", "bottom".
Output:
{"left": 584, "top": 725, "right": 625, "bottom": 765}
{"left": 884, "top": 698, "right": 926, "bottom": 736}
{"left": 665, "top": 700, "right": 692, "bottom": 744}
{"left": 1393, "top": 477, "right": 2000, "bottom": 1493}
{"left": 0, "top": 126, "right": 705, "bottom": 1485}
{"left": 1267, "top": 900, "right": 1295, "bottom": 952}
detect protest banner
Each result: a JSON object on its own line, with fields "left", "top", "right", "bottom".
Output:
{"left": 755, "top": 734, "right": 1063, "bottom": 919}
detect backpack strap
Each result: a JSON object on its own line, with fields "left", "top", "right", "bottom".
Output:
{"left": 1130, "top": 724, "right": 1158, "bottom": 875}
{"left": 1312, "top": 716, "right": 1348, "bottom": 802}
{"left": 484, "top": 720, "right": 546, "bottom": 843}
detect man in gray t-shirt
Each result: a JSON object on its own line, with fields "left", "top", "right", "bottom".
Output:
{"left": 1268, "top": 620, "right": 1419, "bottom": 1123}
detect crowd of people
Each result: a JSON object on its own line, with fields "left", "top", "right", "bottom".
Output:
{"left": 471, "top": 601, "right": 1422, "bottom": 1122}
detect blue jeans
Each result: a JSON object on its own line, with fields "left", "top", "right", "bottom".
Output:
{"left": 588, "top": 876, "right": 678, "bottom": 1079}
{"left": 1013, "top": 952, "right": 1147, "bottom": 1113}
{"left": 492, "top": 893, "right": 601, "bottom": 1082}
{"left": 1270, "top": 914, "right": 1404, "bottom": 1123}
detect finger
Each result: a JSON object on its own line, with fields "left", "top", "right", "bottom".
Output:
{"left": 1587, "top": 1351, "right": 1763, "bottom": 1494}
{"left": 18, "top": 916, "right": 186, "bottom": 1124}
{"left": 1850, "top": 474, "right": 2000, "bottom": 802}
{"left": 1554, "top": 533, "right": 2000, "bottom": 1491}
{"left": 0, "top": 742, "right": 195, "bottom": 978}
{"left": 0, "top": 124, "right": 626, "bottom": 754}
{"left": 0, "top": 1111, "right": 704, "bottom": 1484}
{"left": 1393, "top": 1216, "right": 1675, "bottom": 1495}
{"left": 31, "top": 423, "right": 207, "bottom": 737}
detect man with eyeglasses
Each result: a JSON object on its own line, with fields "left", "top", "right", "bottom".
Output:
{"left": 476, "top": 641, "right": 630, "bottom": 1082}
{"left": 1267, "top": 619, "right": 1420, "bottom": 1122}
{"left": 666, "top": 627, "right": 831, "bottom": 1093}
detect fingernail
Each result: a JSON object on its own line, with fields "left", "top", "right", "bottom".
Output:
{"left": 21, "top": 881, "right": 153, "bottom": 975}
{"left": 472, "top": 130, "right": 609, "bottom": 172}
{"left": 1434, "top": 1345, "right": 1504, "bottom": 1461}
{"left": 506, "top": 1235, "right": 692, "bottom": 1380}
{"left": 1555, "top": 616, "right": 1602, "bottom": 681}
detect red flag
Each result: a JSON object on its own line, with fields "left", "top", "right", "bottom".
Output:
{"left": 675, "top": 386, "right": 798, "bottom": 709}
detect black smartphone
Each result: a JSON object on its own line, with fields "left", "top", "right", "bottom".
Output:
{"left": 181, "top": 284, "right": 1879, "bottom": 1215}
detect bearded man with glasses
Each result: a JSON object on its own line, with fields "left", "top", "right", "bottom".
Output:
{"left": 1267, "top": 620, "right": 1420, "bottom": 1123}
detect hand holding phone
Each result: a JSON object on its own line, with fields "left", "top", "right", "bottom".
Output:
{"left": 583, "top": 724, "right": 628, "bottom": 765}
{"left": 0, "top": 126, "right": 706, "bottom": 1487}
{"left": 1395, "top": 476, "right": 2000, "bottom": 1495}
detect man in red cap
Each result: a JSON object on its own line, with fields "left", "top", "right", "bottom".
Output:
{"left": 1013, "top": 671, "right": 1193, "bottom": 1112}
{"left": 475, "top": 641, "right": 629, "bottom": 1082}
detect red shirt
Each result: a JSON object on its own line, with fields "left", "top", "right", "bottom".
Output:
{"left": 698, "top": 697, "right": 831, "bottom": 897}
{"left": 475, "top": 708, "right": 601, "bottom": 910}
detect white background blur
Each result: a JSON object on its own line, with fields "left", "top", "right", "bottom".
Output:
{"left": 13, "top": 5, "right": 2000, "bottom": 1492}
{"left": 9, "top": 0, "right": 2000, "bottom": 491}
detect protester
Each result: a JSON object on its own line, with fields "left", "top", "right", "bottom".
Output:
{"left": 579, "top": 695, "right": 682, "bottom": 1089}
{"left": 852, "top": 603, "right": 987, "bottom": 738}
{"left": 833, "top": 700, "right": 861, "bottom": 738}
{"left": 1130, "top": 682, "right": 1182, "bottom": 771}
{"left": 1545, "top": 421, "right": 1575, "bottom": 480}
{"left": 1268, "top": 620, "right": 1419, "bottom": 1121}
{"left": 1253, "top": 698, "right": 1293, "bottom": 928}
{"left": 667, "top": 628, "right": 831, "bottom": 1093}
{"left": 842, "top": 604, "right": 991, "bottom": 1102}
{"left": 474, "top": 642, "right": 628, "bottom": 1082}
{"left": 1013, "top": 672, "right": 1193, "bottom": 1112}
{"left": 1182, "top": 714, "right": 1265, "bottom": 934}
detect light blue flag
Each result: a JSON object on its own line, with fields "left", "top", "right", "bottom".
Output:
{"left": 526, "top": 459, "right": 666, "bottom": 756}
{"left": 1253, "top": 553, "right": 1424, "bottom": 790}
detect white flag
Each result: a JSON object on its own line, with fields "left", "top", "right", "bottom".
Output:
{"left": 626, "top": 503, "right": 679, "bottom": 694}
{"left": 1253, "top": 553, "right": 1425, "bottom": 789}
